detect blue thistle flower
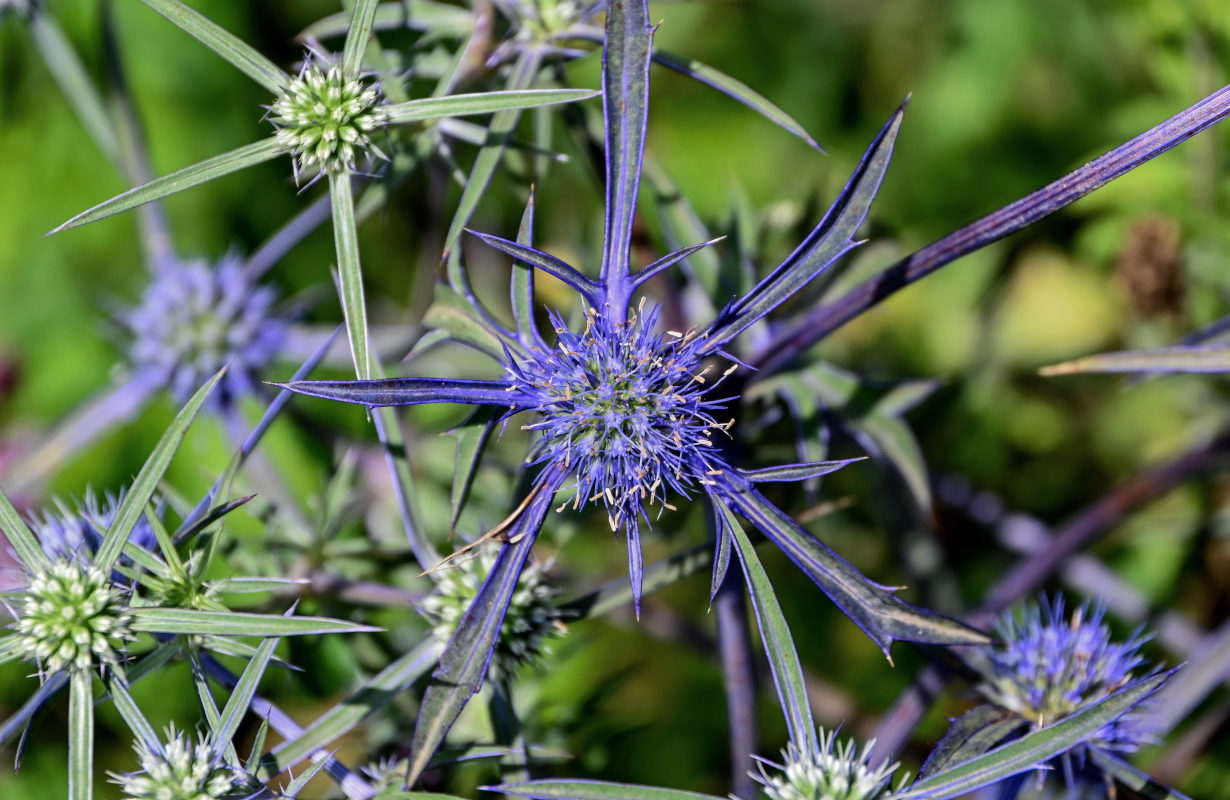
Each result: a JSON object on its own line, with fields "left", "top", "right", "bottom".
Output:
{"left": 971, "top": 595, "right": 1156, "bottom": 765}
{"left": 27, "top": 489, "right": 156, "bottom": 564}
{"left": 512, "top": 305, "right": 736, "bottom": 535}
{"left": 277, "top": 1, "right": 989, "bottom": 784}
{"left": 123, "top": 254, "right": 288, "bottom": 406}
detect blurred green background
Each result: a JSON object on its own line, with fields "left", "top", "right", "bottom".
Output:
{"left": 2, "top": 0, "right": 1230, "bottom": 797}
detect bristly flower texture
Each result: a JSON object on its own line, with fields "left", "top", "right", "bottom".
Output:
{"left": 753, "top": 729, "right": 900, "bottom": 800}
{"left": 421, "top": 550, "right": 564, "bottom": 673}
{"left": 973, "top": 595, "right": 1154, "bottom": 755}
{"left": 15, "top": 559, "right": 133, "bottom": 674}
{"left": 28, "top": 489, "right": 155, "bottom": 563}
{"left": 512, "top": 304, "right": 735, "bottom": 533}
{"left": 124, "top": 253, "right": 287, "bottom": 406}
{"left": 269, "top": 57, "right": 389, "bottom": 179}
{"left": 111, "top": 724, "right": 261, "bottom": 800}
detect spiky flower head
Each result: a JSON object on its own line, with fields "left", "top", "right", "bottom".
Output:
{"left": 124, "top": 253, "right": 287, "bottom": 406}
{"left": 111, "top": 725, "right": 262, "bottom": 800}
{"left": 28, "top": 490, "right": 155, "bottom": 564}
{"left": 14, "top": 560, "right": 133, "bottom": 674}
{"left": 508, "top": 304, "right": 735, "bottom": 536}
{"left": 753, "top": 729, "right": 900, "bottom": 800}
{"left": 421, "top": 551, "right": 564, "bottom": 672}
{"left": 269, "top": 60, "right": 389, "bottom": 178}
{"left": 973, "top": 595, "right": 1153, "bottom": 754}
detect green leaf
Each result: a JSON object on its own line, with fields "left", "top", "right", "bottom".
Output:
{"left": 299, "top": 0, "right": 474, "bottom": 41}
{"left": 138, "top": 0, "right": 287, "bottom": 94}
{"left": 68, "top": 670, "right": 94, "bottom": 800}
{"left": 0, "top": 636, "right": 22, "bottom": 668}
{"left": 129, "top": 607, "right": 379, "bottom": 637}
{"left": 1040, "top": 345, "right": 1230, "bottom": 376}
{"left": 739, "top": 458, "right": 864, "bottom": 484}
{"left": 329, "top": 171, "right": 372, "bottom": 380}
{"left": 449, "top": 407, "right": 499, "bottom": 530}
{"left": 719, "top": 501, "right": 816, "bottom": 754}
{"left": 192, "top": 662, "right": 239, "bottom": 768}
{"left": 511, "top": 190, "right": 543, "bottom": 347}
{"left": 423, "top": 283, "right": 510, "bottom": 360}
{"left": 703, "top": 102, "right": 905, "bottom": 349}
{"left": 210, "top": 635, "right": 278, "bottom": 756}
{"left": 208, "top": 577, "right": 310, "bottom": 594}
{"left": 651, "top": 49, "right": 820, "bottom": 151}
{"left": 28, "top": 12, "right": 122, "bottom": 169}
{"left": 268, "top": 640, "right": 437, "bottom": 772}
{"left": 1088, "top": 748, "right": 1193, "bottom": 800}
{"left": 0, "top": 483, "right": 50, "bottom": 571}
{"left": 95, "top": 370, "right": 223, "bottom": 572}
{"left": 898, "top": 672, "right": 1173, "bottom": 799}
{"left": 53, "top": 137, "right": 283, "bottom": 233}
{"left": 917, "top": 705, "right": 1025, "bottom": 780}
{"left": 384, "top": 88, "right": 598, "bottom": 125}
{"left": 492, "top": 780, "right": 725, "bottom": 800}
{"left": 720, "top": 484, "right": 990, "bottom": 656}
{"left": 342, "top": 0, "right": 380, "bottom": 76}
{"left": 443, "top": 48, "right": 543, "bottom": 259}
{"left": 282, "top": 756, "right": 331, "bottom": 796}
{"left": 108, "top": 676, "right": 160, "bottom": 751}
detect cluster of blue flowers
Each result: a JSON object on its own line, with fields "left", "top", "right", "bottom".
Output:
{"left": 2, "top": 1, "right": 1228, "bottom": 799}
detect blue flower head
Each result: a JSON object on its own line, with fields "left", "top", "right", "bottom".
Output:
{"left": 975, "top": 595, "right": 1154, "bottom": 755}
{"left": 123, "top": 253, "right": 288, "bottom": 406}
{"left": 28, "top": 489, "right": 156, "bottom": 564}
{"left": 512, "top": 304, "right": 735, "bottom": 534}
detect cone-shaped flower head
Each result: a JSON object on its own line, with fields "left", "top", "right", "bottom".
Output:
{"left": 124, "top": 254, "right": 287, "bottom": 406}
{"left": 510, "top": 304, "right": 735, "bottom": 535}
{"left": 973, "top": 595, "right": 1153, "bottom": 753}
{"left": 753, "top": 729, "right": 900, "bottom": 800}
{"left": 15, "top": 560, "right": 133, "bottom": 674}
{"left": 112, "top": 725, "right": 262, "bottom": 800}
{"left": 269, "top": 60, "right": 389, "bottom": 178}
{"left": 422, "top": 550, "right": 564, "bottom": 673}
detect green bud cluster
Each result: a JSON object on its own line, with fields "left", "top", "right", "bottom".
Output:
{"left": 113, "top": 725, "right": 259, "bottom": 800}
{"left": 16, "top": 560, "right": 133, "bottom": 674}
{"left": 269, "top": 64, "right": 388, "bottom": 177}
{"left": 755, "top": 732, "right": 899, "bottom": 800}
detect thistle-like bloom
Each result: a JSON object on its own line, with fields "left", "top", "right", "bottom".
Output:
{"left": 28, "top": 490, "right": 155, "bottom": 563}
{"left": 14, "top": 559, "right": 133, "bottom": 674}
{"left": 972, "top": 595, "right": 1154, "bottom": 754}
{"left": 753, "top": 731, "right": 900, "bottom": 800}
{"left": 422, "top": 551, "right": 564, "bottom": 673}
{"left": 512, "top": 305, "right": 735, "bottom": 534}
{"left": 269, "top": 60, "right": 389, "bottom": 179}
{"left": 111, "top": 725, "right": 261, "bottom": 800}
{"left": 277, "top": 2, "right": 988, "bottom": 783}
{"left": 124, "top": 254, "right": 288, "bottom": 406}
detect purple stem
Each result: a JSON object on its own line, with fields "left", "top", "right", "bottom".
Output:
{"left": 868, "top": 426, "right": 1230, "bottom": 762}
{"left": 715, "top": 566, "right": 758, "bottom": 800}
{"left": 751, "top": 84, "right": 1230, "bottom": 377}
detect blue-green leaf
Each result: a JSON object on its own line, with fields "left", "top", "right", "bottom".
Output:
{"left": 917, "top": 705, "right": 1025, "bottom": 780}
{"left": 0, "top": 483, "right": 50, "bottom": 572}
{"left": 384, "top": 89, "right": 598, "bottom": 125}
{"left": 898, "top": 672, "right": 1173, "bottom": 799}
{"left": 53, "top": 137, "right": 283, "bottom": 233}
{"left": 718, "top": 481, "right": 989, "bottom": 656}
{"left": 210, "top": 635, "right": 278, "bottom": 757}
{"left": 1040, "top": 345, "right": 1230, "bottom": 376}
{"left": 342, "top": 0, "right": 380, "bottom": 76}
{"left": 329, "top": 171, "right": 372, "bottom": 380}
{"left": 718, "top": 501, "right": 816, "bottom": 754}
{"left": 138, "top": 0, "right": 288, "bottom": 94}
{"left": 129, "top": 608, "right": 379, "bottom": 637}
{"left": 95, "top": 369, "right": 223, "bottom": 572}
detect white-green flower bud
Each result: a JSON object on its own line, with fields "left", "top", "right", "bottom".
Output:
{"left": 269, "top": 63, "right": 388, "bottom": 178}
{"left": 15, "top": 560, "right": 133, "bottom": 674}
